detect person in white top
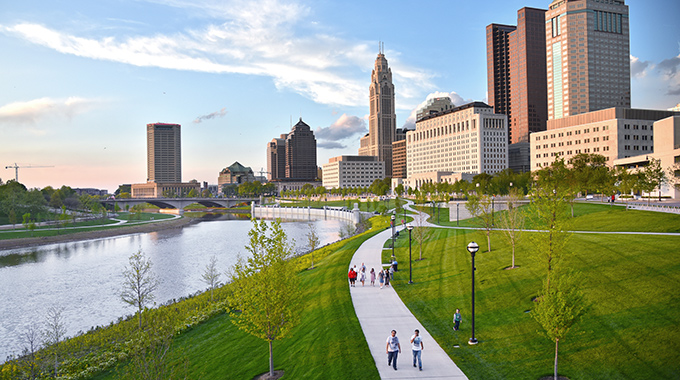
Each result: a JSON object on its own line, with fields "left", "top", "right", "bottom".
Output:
{"left": 385, "top": 330, "right": 401, "bottom": 370}
{"left": 410, "top": 329, "right": 424, "bottom": 371}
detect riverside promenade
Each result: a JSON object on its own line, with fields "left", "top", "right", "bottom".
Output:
{"left": 349, "top": 227, "right": 468, "bottom": 380}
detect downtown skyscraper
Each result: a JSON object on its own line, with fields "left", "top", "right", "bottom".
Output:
{"left": 487, "top": 7, "right": 548, "bottom": 145}
{"left": 546, "top": 0, "right": 630, "bottom": 121}
{"left": 146, "top": 123, "right": 181, "bottom": 183}
{"left": 359, "top": 45, "right": 396, "bottom": 178}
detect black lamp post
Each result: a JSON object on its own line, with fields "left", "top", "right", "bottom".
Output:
{"left": 391, "top": 215, "right": 396, "bottom": 260}
{"left": 467, "top": 241, "right": 480, "bottom": 345}
{"left": 456, "top": 202, "right": 460, "bottom": 226}
{"left": 407, "top": 225, "right": 414, "bottom": 284}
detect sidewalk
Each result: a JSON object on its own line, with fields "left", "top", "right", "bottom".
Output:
{"left": 349, "top": 227, "right": 468, "bottom": 380}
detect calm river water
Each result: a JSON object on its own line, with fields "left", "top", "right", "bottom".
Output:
{"left": 0, "top": 216, "right": 343, "bottom": 362}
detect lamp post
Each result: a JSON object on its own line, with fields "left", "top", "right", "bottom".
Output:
{"left": 491, "top": 196, "right": 495, "bottom": 227}
{"left": 391, "top": 215, "right": 396, "bottom": 260}
{"left": 467, "top": 241, "right": 480, "bottom": 345}
{"left": 407, "top": 225, "right": 414, "bottom": 284}
{"left": 456, "top": 202, "right": 460, "bottom": 226}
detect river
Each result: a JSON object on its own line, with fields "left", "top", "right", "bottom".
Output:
{"left": 0, "top": 216, "right": 344, "bottom": 362}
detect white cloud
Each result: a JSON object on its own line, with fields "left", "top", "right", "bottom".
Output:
{"left": 193, "top": 107, "right": 227, "bottom": 124}
{"left": 630, "top": 55, "right": 651, "bottom": 78}
{"left": 401, "top": 91, "right": 471, "bottom": 130}
{"left": 0, "top": 97, "right": 99, "bottom": 125}
{"left": 315, "top": 114, "right": 366, "bottom": 141}
{"left": 631, "top": 53, "right": 680, "bottom": 107}
{"left": 0, "top": 0, "right": 436, "bottom": 109}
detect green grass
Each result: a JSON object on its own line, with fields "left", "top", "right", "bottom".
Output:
{"left": 89, "top": 218, "right": 391, "bottom": 380}
{"left": 428, "top": 202, "right": 680, "bottom": 233}
{"left": 384, "top": 227, "right": 680, "bottom": 379}
{"left": 0, "top": 213, "right": 175, "bottom": 240}
{"left": 279, "top": 197, "right": 399, "bottom": 212}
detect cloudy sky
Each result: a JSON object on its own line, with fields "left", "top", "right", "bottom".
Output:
{"left": 1, "top": 0, "right": 679, "bottom": 192}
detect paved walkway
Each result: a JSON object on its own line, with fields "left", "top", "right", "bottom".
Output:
{"left": 349, "top": 227, "right": 468, "bottom": 380}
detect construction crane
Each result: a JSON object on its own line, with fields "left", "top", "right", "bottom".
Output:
{"left": 4, "top": 163, "right": 54, "bottom": 183}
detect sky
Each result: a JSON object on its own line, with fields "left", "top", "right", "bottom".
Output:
{"left": 1, "top": 0, "right": 679, "bottom": 192}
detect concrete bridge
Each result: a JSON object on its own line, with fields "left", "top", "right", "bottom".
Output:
{"left": 102, "top": 197, "right": 260, "bottom": 214}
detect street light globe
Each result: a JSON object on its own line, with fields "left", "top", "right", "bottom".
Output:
{"left": 407, "top": 224, "right": 413, "bottom": 231}
{"left": 467, "top": 241, "right": 479, "bottom": 254}
{"left": 391, "top": 215, "right": 395, "bottom": 221}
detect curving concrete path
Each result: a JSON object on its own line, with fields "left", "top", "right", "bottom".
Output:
{"left": 349, "top": 227, "right": 468, "bottom": 379}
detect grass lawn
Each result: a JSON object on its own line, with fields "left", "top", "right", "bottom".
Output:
{"left": 384, "top": 226, "right": 680, "bottom": 379}
{"left": 279, "top": 197, "right": 400, "bottom": 212}
{"left": 0, "top": 213, "right": 174, "bottom": 240}
{"left": 89, "top": 218, "right": 390, "bottom": 380}
{"left": 428, "top": 202, "right": 680, "bottom": 233}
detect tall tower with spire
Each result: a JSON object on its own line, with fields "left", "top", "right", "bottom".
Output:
{"left": 359, "top": 43, "right": 396, "bottom": 178}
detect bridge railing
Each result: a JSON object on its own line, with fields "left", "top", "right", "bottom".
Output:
{"left": 252, "top": 205, "right": 372, "bottom": 224}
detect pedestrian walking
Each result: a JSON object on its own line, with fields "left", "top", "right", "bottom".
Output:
{"left": 453, "top": 308, "right": 462, "bottom": 331}
{"left": 378, "top": 270, "right": 385, "bottom": 289}
{"left": 410, "top": 329, "right": 424, "bottom": 371}
{"left": 370, "top": 268, "right": 376, "bottom": 286}
{"left": 360, "top": 267, "right": 366, "bottom": 286}
{"left": 384, "top": 269, "right": 390, "bottom": 287}
{"left": 386, "top": 330, "right": 401, "bottom": 370}
{"left": 348, "top": 268, "right": 356, "bottom": 287}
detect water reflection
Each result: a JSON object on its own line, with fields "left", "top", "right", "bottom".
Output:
{"left": 0, "top": 218, "right": 342, "bottom": 361}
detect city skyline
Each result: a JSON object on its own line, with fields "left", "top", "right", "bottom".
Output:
{"left": 1, "top": 0, "right": 679, "bottom": 191}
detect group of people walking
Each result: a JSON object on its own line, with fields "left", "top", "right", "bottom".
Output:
{"left": 385, "top": 329, "right": 424, "bottom": 371}
{"left": 348, "top": 262, "right": 393, "bottom": 288}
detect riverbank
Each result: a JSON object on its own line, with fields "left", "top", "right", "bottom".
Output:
{"left": 0, "top": 216, "right": 198, "bottom": 250}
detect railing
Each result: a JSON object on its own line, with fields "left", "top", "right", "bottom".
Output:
{"left": 625, "top": 203, "right": 680, "bottom": 214}
{"left": 251, "top": 204, "right": 372, "bottom": 223}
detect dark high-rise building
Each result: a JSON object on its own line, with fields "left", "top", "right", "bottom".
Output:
{"left": 267, "top": 134, "right": 287, "bottom": 181}
{"left": 509, "top": 7, "right": 547, "bottom": 144}
{"left": 487, "top": 23, "right": 516, "bottom": 131}
{"left": 146, "top": 123, "right": 181, "bottom": 183}
{"left": 359, "top": 45, "right": 396, "bottom": 178}
{"left": 285, "top": 118, "right": 317, "bottom": 181}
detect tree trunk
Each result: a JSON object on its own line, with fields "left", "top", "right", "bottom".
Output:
{"left": 512, "top": 244, "right": 515, "bottom": 268}
{"left": 486, "top": 232, "right": 491, "bottom": 252}
{"left": 419, "top": 244, "right": 422, "bottom": 260}
{"left": 138, "top": 307, "right": 143, "bottom": 330}
{"left": 269, "top": 340, "right": 274, "bottom": 377}
{"left": 554, "top": 338, "right": 559, "bottom": 380}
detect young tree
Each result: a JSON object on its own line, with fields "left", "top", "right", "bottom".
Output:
{"left": 201, "top": 255, "right": 221, "bottom": 302}
{"left": 121, "top": 250, "right": 159, "bottom": 329}
{"left": 226, "top": 219, "right": 301, "bottom": 378}
{"left": 20, "top": 322, "right": 41, "bottom": 379}
{"left": 530, "top": 158, "right": 573, "bottom": 292}
{"left": 306, "top": 222, "right": 320, "bottom": 269}
{"left": 644, "top": 158, "right": 668, "bottom": 202}
{"left": 411, "top": 211, "right": 430, "bottom": 260}
{"left": 44, "top": 305, "right": 67, "bottom": 378}
{"left": 465, "top": 194, "right": 495, "bottom": 252}
{"left": 498, "top": 189, "right": 526, "bottom": 268}
{"left": 532, "top": 274, "right": 585, "bottom": 380}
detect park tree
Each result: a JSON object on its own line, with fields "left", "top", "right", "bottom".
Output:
{"left": 394, "top": 183, "right": 405, "bottom": 197}
{"left": 186, "top": 188, "right": 199, "bottom": 198}
{"left": 643, "top": 158, "right": 668, "bottom": 202}
{"left": 498, "top": 189, "right": 526, "bottom": 269}
{"left": 465, "top": 194, "right": 495, "bottom": 252}
{"left": 44, "top": 305, "right": 67, "bottom": 378}
{"left": 121, "top": 250, "right": 160, "bottom": 329}
{"left": 226, "top": 219, "right": 301, "bottom": 378}
{"left": 411, "top": 210, "right": 430, "bottom": 260}
{"left": 201, "top": 255, "right": 221, "bottom": 302}
{"left": 19, "top": 323, "right": 41, "bottom": 379}
{"left": 306, "top": 222, "right": 320, "bottom": 269}
{"left": 530, "top": 158, "right": 573, "bottom": 292}
{"left": 532, "top": 274, "right": 585, "bottom": 380}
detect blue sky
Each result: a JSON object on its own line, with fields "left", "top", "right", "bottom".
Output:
{"left": 1, "top": 0, "right": 679, "bottom": 192}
